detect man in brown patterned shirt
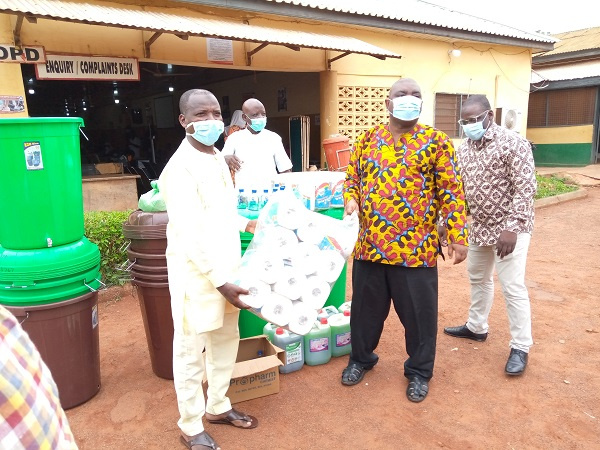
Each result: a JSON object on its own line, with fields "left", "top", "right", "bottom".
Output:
{"left": 443, "top": 94, "right": 537, "bottom": 376}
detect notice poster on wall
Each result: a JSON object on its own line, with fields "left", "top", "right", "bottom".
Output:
{"left": 36, "top": 54, "right": 139, "bottom": 81}
{"left": 0, "top": 95, "right": 25, "bottom": 113}
{"left": 207, "top": 38, "right": 234, "bottom": 65}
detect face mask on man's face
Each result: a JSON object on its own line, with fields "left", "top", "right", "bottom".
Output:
{"left": 390, "top": 95, "right": 422, "bottom": 121}
{"left": 249, "top": 117, "right": 267, "bottom": 133}
{"left": 186, "top": 120, "right": 224, "bottom": 146}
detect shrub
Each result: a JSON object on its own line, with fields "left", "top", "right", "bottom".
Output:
{"left": 84, "top": 210, "right": 132, "bottom": 286}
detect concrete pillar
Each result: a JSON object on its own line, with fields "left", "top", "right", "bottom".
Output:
{"left": 0, "top": 15, "right": 28, "bottom": 117}
{"left": 319, "top": 70, "right": 337, "bottom": 168}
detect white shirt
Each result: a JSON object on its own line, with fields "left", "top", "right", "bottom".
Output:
{"left": 221, "top": 128, "right": 293, "bottom": 193}
{"left": 159, "top": 138, "right": 249, "bottom": 333}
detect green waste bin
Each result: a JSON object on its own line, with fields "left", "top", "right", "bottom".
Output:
{"left": 0, "top": 117, "right": 85, "bottom": 249}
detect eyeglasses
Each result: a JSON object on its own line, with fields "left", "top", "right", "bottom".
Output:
{"left": 458, "top": 110, "right": 490, "bottom": 126}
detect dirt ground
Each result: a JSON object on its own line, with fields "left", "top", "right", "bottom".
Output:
{"left": 65, "top": 186, "right": 600, "bottom": 450}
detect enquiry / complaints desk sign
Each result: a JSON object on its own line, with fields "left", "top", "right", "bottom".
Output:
{"left": 35, "top": 54, "right": 139, "bottom": 81}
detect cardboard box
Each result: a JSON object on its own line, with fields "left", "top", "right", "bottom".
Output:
{"left": 205, "top": 336, "right": 285, "bottom": 404}
{"left": 95, "top": 162, "right": 123, "bottom": 174}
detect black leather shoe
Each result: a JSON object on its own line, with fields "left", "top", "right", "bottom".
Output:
{"left": 443, "top": 324, "right": 488, "bottom": 342}
{"left": 505, "top": 348, "right": 528, "bottom": 376}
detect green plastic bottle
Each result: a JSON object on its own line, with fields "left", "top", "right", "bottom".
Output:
{"left": 329, "top": 310, "right": 351, "bottom": 357}
{"left": 263, "top": 322, "right": 276, "bottom": 343}
{"left": 272, "top": 327, "right": 304, "bottom": 374}
{"left": 304, "top": 318, "right": 332, "bottom": 366}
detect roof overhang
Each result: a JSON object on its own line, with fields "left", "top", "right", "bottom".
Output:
{"left": 0, "top": 0, "right": 401, "bottom": 67}
{"left": 531, "top": 61, "right": 600, "bottom": 90}
{"left": 533, "top": 49, "right": 600, "bottom": 66}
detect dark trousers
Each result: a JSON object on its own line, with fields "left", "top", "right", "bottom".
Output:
{"left": 349, "top": 259, "right": 438, "bottom": 380}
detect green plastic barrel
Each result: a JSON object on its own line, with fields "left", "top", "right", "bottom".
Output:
{"left": 0, "top": 117, "right": 85, "bottom": 249}
{"left": 238, "top": 231, "right": 268, "bottom": 339}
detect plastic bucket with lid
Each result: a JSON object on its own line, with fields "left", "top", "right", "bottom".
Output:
{"left": 7, "top": 291, "right": 101, "bottom": 409}
{"left": 322, "top": 135, "right": 351, "bottom": 171}
{"left": 123, "top": 210, "right": 168, "bottom": 255}
{"left": 0, "top": 237, "right": 102, "bottom": 306}
{"left": 0, "top": 117, "right": 85, "bottom": 249}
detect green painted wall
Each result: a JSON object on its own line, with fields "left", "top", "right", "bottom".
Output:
{"left": 533, "top": 143, "right": 594, "bottom": 167}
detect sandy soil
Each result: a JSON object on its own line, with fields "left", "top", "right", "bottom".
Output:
{"left": 65, "top": 186, "right": 600, "bottom": 449}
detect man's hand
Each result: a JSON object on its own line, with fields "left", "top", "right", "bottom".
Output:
{"left": 216, "top": 282, "right": 251, "bottom": 309}
{"left": 496, "top": 230, "right": 517, "bottom": 259}
{"left": 344, "top": 198, "right": 358, "bottom": 218}
{"left": 224, "top": 154, "right": 243, "bottom": 172}
{"left": 438, "top": 224, "right": 448, "bottom": 247}
{"left": 448, "top": 243, "right": 468, "bottom": 265}
{"left": 245, "top": 220, "right": 257, "bottom": 234}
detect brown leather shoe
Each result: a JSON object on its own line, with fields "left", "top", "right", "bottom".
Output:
{"left": 444, "top": 324, "right": 488, "bottom": 342}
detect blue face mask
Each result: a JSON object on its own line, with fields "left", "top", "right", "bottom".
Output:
{"left": 186, "top": 120, "right": 224, "bottom": 146}
{"left": 461, "top": 120, "right": 488, "bottom": 141}
{"left": 391, "top": 95, "right": 422, "bottom": 121}
{"left": 249, "top": 117, "right": 267, "bottom": 133}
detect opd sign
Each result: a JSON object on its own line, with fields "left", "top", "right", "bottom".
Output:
{"left": 0, "top": 44, "right": 46, "bottom": 63}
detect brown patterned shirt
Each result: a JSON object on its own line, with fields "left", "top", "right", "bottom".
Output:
{"left": 457, "top": 123, "right": 536, "bottom": 246}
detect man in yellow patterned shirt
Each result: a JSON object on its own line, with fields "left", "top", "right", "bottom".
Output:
{"left": 341, "top": 78, "right": 468, "bottom": 403}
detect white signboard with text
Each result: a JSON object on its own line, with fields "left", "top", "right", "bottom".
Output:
{"left": 207, "top": 38, "right": 234, "bottom": 65}
{"left": 36, "top": 54, "right": 139, "bottom": 81}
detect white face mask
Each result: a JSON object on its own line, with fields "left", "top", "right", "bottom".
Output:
{"left": 186, "top": 120, "right": 224, "bottom": 146}
{"left": 391, "top": 95, "right": 422, "bottom": 121}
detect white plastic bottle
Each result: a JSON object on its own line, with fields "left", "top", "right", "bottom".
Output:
{"left": 304, "top": 318, "right": 332, "bottom": 366}
{"left": 272, "top": 327, "right": 304, "bottom": 374}
{"left": 329, "top": 310, "right": 351, "bottom": 357}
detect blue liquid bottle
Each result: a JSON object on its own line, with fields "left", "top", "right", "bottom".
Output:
{"left": 237, "top": 189, "right": 248, "bottom": 209}
{"left": 248, "top": 189, "right": 259, "bottom": 211}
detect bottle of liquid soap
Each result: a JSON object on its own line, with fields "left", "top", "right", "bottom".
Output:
{"left": 304, "top": 318, "right": 332, "bottom": 366}
{"left": 329, "top": 310, "right": 351, "bottom": 357}
{"left": 272, "top": 327, "right": 304, "bottom": 374}
{"left": 263, "top": 322, "right": 277, "bottom": 343}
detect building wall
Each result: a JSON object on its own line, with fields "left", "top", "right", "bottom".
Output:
{"left": 527, "top": 125, "right": 595, "bottom": 166}
{"left": 0, "top": 0, "right": 535, "bottom": 154}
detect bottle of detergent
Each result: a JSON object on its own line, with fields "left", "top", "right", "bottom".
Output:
{"left": 329, "top": 310, "right": 351, "bottom": 357}
{"left": 263, "top": 322, "right": 277, "bottom": 343}
{"left": 304, "top": 318, "right": 332, "bottom": 366}
{"left": 316, "top": 305, "right": 339, "bottom": 321}
{"left": 337, "top": 301, "right": 352, "bottom": 314}
{"left": 272, "top": 327, "right": 304, "bottom": 374}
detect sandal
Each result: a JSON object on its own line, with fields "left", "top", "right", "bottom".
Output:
{"left": 180, "top": 431, "right": 220, "bottom": 450}
{"left": 341, "top": 363, "right": 372, "bottom": 386}
{"left": 205, "top": 408, "right": 258, "bottom": 429}
{"left": 406, "top": 376, "right": 429, "bottom": 403}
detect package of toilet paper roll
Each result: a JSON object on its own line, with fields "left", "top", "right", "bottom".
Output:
{"left": 234, "top": 189, "right": 358, "bottom": 335}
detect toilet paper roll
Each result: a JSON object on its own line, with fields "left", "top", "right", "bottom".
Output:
{"left": 288, "top": 301, "right": 318, "bottom": 336}
{"left": 286, "top": 242, "right": 320, "bottom": 276}
{"left": 315, "top": 250, "right": 346, "bottom": 284}
{"left": 295, "top": 220, "right": 325, "bottom": 246}
{"left": 300, "top": 275, "right": 331, "bottom": 310}
{"left": 237, "top": 279, "right": 272, "bottom": 309}
{"left": 260, "top": 293, "right": 294, "bottom": 326}
{"left": 272, "top": 267, "right": 306, "bottom": 301}
{"left": 249, "top": 251, "right": 285, "bottom": 285}
{"left": 275, "top": 202, "right": 306, "bottom": 230}
{"left": 267, "top": 226, "right": 299, "bottom": 259}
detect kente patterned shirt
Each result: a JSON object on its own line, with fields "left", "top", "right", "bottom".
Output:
{"left": 344, "top": 123, "right": 468, "bottom": 267}
{"left": 0, "top": 305, "right": 78, "bottom": 450}
{"left": 457, "top": 122, "right": 536, "bottom": 246}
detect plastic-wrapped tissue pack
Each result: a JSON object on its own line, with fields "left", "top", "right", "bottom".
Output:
{"left": 234, "top": 189, "right": 358, "bottom": 335}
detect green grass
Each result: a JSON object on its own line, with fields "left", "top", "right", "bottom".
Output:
{"left": 535, "top": 174, "right": 578, "bottom": 200}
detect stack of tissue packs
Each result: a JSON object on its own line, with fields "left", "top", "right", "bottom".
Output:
{"left": 235, "top": 189, "right": 358, "bottom": 335}
{"left": 275, "top": 171, "right": 345, "bottom": 211}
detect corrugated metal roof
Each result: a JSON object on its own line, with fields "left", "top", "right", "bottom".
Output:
{"left": 0, "top": 0, "right": 401, "bottom": 59}
{"left": 531, "top": 60, "right": 600, "bottom": 82}
{"left": 265, "top": 0, "right": 555, "bottom": 44}
{"left": 538, "top": 27, "right": 600, "bottom": 56}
